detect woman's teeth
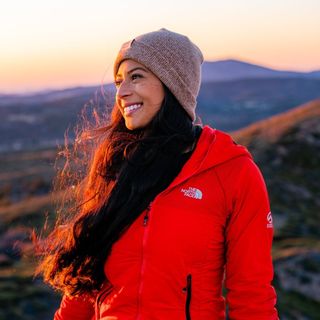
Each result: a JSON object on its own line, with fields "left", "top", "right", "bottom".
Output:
{"left": 124, "top": 104, "right": 143, "bottom": 115}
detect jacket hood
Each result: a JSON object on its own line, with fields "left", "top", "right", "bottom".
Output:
{"left": 196, "top": 125, "right": 252, "bottom": 171}
{"left": 165, "top": 125, "right": 253, "bottom": 191}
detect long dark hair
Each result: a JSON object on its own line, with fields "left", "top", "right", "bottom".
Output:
{"left": 35, "top": 85, "right": 201, "bottom": 297}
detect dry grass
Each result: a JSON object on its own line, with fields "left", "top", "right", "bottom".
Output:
{"left": 0, "top": 192, "right": 63, "bottom": 224}
{"left": 230, "top": 98, "right": 320, "bottom": 145}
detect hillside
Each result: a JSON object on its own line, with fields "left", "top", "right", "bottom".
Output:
{"left": 231, "top": 99, "right": 320, "bottom": 145}
{"left": 231, "top": 99, "right": 320, "bottom": 319}
{"left": 231, "top": 99, "right": 320, "bottom": 237}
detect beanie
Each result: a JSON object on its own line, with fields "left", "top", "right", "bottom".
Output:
{"left": 113, "top": 28, "right": 204, "bottom": 121}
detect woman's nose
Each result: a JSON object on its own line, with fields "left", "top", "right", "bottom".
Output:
{"left": 116, "top": 80, "right": 132, "bottom": 98}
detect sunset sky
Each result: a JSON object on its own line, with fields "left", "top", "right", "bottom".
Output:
{"left": 1, "top": 0, "right": 320, "bottom": 93}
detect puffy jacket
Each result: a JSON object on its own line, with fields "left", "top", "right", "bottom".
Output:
{"left": 54, "top": 125, "right": 279, "bottom": 320}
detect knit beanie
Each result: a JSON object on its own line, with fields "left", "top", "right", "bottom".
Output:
{"left": 113, "top": 28, "right": 204, "bottom": 121}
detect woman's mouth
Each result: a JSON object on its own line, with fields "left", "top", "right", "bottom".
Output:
{"left": 123, "top": 103, "right": 143, "bottom": 116}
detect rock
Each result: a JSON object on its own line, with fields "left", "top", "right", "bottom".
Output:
{"left": 275, "top": 251, "right": 320, "bottom": 302}
{"left": 0, "top": 253, "right": 13, "bottom": 267}
{"left": 0, "top": 227, "right": 29, "bottom": 259}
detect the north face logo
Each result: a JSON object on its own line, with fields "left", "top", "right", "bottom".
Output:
{"left": 267, "top": 211, "right": 273, "bottom": 228}
{"left": 181, "top": 187, "right": 203, "bottom": 199}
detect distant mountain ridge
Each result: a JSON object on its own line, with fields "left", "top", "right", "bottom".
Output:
{"left": 1, "top": 58, "right": 319, "bottom": 153}
{"left": 1, "top": 78, "right": 320, "bottom": 152}
{"left": 0, "top": 85, "right": 115, "bottom": 107}
{"left": 1, "top": 59, "right": 320, "bottom": 97}
{"left": 202, "top": 59, "right": 320, "bottom": 82}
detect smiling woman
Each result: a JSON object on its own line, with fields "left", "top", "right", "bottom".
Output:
{"left": 35, "top": 28, "right": 279, "bottom": 320}
{"left": 115, "top": 60, "right": 165, "bottom": 130}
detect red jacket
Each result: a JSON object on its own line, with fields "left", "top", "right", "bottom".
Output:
{"left": 55, "top": 126, "right": 279, "bottom": 319}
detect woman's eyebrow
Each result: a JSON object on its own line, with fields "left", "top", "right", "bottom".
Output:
{"left": 116, "top": 67, "right": 149, "bottom": 78}
{"left": 128, "top": 67, "right": 149, "bottom": 74}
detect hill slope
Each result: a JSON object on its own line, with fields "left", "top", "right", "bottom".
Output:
{"left": 231, "top": 99, "right": 320, "bottom": 237}
{"left": 231, "top": 99, "right": 320, "bottom": 318}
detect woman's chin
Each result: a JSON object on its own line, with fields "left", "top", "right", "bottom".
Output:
{"left": 125, "top": 119, "right": 148, "bottom": 131}
{"left": 125, "top": 121, "right": 141, "bottom": 131}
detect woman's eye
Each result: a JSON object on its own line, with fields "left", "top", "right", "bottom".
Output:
{"left": 131, "top": 74, "right": 142, "bottom": 81}
{"left": 114, "top": 74, "right": 142, "bottom": 87}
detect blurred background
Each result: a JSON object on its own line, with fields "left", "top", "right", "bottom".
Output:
{"left": 0, "top": 0, "right": 319, "bottom": 319}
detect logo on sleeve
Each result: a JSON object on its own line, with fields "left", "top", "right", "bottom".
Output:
{"left": 181, "top": 187, "right": 203, "bottom": 200}
{"left": 267, "top": 211, "right": 273, "bottom": 228}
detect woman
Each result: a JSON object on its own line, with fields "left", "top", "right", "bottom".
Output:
{"left": 37, "top": 28, "right": 279, "bottom": 319}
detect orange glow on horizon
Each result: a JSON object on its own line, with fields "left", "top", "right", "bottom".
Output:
{"left": 1, "top": 0, "right": 319, "bottom": 93}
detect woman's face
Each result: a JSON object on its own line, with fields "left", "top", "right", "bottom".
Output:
{"left": 115, "top": 59, "right": 165, "bottom": 130}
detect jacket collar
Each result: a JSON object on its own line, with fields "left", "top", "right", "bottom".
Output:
{"left": 156, "top": 125, "right": 252, "bottom": 197}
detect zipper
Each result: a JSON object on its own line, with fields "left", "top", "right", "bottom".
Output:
{"left": 136, "top": 202, "right": 152, "bottom": 320}
{"left": 95, "top": 284, "right": 113, "bottom": 319}
{"left": 183, "top": 274, "right": 192, "bottom": 320}
{"left": 143, "top": 203, "right": 151, "bottom": 226}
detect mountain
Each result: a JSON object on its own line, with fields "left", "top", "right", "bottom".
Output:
{"left": 0, "top": 85, "right": 116, "bottom": 153}
{"left": 231, "top": 98, "right": 320, "bottom": 237}
{"left": 0, "top": 84, "right": 115, "bottom": 107}
{"left": 230, "top": 99, "right": 320, "bottom": 318}
{"left": 197, "top": 77, "right": 320, "bottom": 131}
{"left": 201, "top": 59, "right": 320, "bottom": 82}
{"left": 1, "top": 76, "right": 320, "bottom": 153}
{"left": 1, "top": 58, "right": 320, "bottom": 99}
{"left": 308, "top": 70, "right": 320, "bottom": 78}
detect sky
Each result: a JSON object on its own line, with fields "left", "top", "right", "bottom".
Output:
{"left": 0, "top": 0, "right": 320, "bottom": 93}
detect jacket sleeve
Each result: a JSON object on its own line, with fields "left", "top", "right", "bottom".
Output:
{"left": 224, "top": 157, "right": 279, "bottom": 319}
{"left": 54, "top": 294, "right": 95, "bottom": 320}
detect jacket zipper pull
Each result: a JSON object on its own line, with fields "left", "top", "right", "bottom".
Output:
{"left": 143, "top": 213, "right": 149, "bottom": 226}
{"left": 143, "top": 202, "right": 152, "bottom": 226}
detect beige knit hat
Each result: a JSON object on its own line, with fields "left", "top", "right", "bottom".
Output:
{"left": 113, "top": 28, "right": 204, "bottom": 121}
